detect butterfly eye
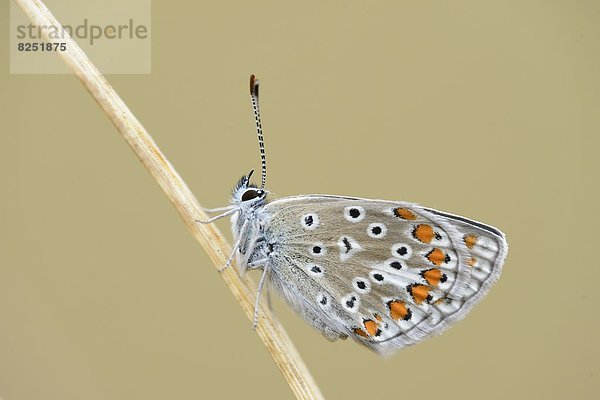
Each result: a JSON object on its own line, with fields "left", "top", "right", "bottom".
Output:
{"left": 241, "top": 189, "right": 264, "bottom": 202}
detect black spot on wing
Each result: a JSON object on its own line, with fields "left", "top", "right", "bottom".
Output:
{"left": 342, "top": 237, "right": 352, "bottom": 253}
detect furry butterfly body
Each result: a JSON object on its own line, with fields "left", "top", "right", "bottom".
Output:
{"left": 201, "top": 75, "right": 508, "bottom": 356}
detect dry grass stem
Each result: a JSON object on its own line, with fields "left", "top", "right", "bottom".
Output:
{"left": 13, "top": 0, "right": 324, "bottom": 398}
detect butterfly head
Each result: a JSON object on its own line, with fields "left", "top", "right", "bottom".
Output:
{"left": 231, "top": 169, "right": 268, "bottom": 206}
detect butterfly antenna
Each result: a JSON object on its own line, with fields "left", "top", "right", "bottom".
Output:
{"left": 250, "top": 74, "right": 267, "bottom": 190}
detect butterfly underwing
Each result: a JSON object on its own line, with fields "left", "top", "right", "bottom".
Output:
{"left": 199, "top": 75, "right": 508, "bottom": 356}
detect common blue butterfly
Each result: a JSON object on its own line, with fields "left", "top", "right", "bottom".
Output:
{"left": 199, "top": 76, "right": 508, "bottom": 356}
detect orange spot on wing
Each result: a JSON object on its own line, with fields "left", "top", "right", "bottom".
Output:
{"left": 413, "top": 224, "right": 435, "bottom": 243}
{"left": 354, "top": 328, "right": 369, "bottom": 338}
{"left": 422, "top": 268, "right": 444, "bottom": 287}
{"left": 464, "top": 234, "right": 478, "bottom": 249}
{"left": 374, "top": 313, "right": 383, "bottom": 322}
{"left": 467, "top": 257, "right": 477, "bottom": 267}
{"left": 408, "top": 284, "right": 433, "bottom": 304}
{"left": 364, "top": 320, "right": 379, "bottom": 336}
{"left": 426, "top": 248, "right": 447, "bottom": 266}
{"left": 388, "top": 300, "right": 411, "bottom": 321}
{"left": 394, "top": 208, "right": 417, "bottom": 220}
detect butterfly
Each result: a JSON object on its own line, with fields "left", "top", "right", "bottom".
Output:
{"left": 199, "top": 75, "right": 508, "bottom": 356}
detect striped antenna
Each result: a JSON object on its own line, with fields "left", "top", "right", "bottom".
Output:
{"left": 250, "top": 74, "right": 267, "bottom": 189}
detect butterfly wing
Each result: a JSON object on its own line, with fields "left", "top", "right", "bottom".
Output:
{"left": 262, "top": 195, "right": 508, "bottom": 356}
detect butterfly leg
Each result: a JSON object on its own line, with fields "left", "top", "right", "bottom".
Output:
{"left": 195, "top": 207, "right": 238, "bottom": 224}
{"left": 246, "top": 258, "right": 274, "bottom": 313}
{"left": 266, "top": 280, "right": 274, "bottom": 315}
{"left": 218, "top": 240, "right": 240, "bottom": 273}
{"left": 218, "top": 219, "right": 250, "bottom": 273}
{"left": 252, "top": 264, "right": 270, "bottom": 330}
{"left": 247, "top": 258, "right": 269, "bottom": 268}
{"left": 202, "top": 205, "right": 237, "bottom": 213}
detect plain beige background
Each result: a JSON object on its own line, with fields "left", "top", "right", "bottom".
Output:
{"left": 1, "top": 1, "right": 599, "bottom": 399}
